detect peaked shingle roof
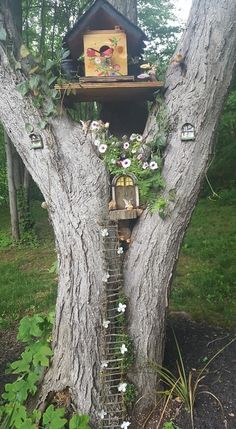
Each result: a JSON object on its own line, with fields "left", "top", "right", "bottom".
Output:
{"left": 63, "top": 0, "right": 147, "bottom": 59}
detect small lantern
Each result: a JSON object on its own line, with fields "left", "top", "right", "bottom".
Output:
{"left": 30, "top": 133, "right": 43, "bottom": 149}
{"left": 181, "top": 123, "right": 195, "bottom": 141}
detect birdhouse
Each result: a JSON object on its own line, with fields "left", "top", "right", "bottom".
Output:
{"left": 181, "top": 123, "right": 195, "bottom": 141}
{"left": 109, "top": 174, "right": 142, "bottom": 221}
{"left": 57, "top": 0, "right": 164, "bottom": 103}
{"left": 63, "top": 0, "right": 145, "bottom": 78}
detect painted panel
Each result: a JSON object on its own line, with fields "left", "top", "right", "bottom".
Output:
{"left": 83, "top": 29, "right": 128, "bottom": 77}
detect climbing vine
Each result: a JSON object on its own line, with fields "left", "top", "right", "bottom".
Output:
{"left": 15, "top": 43, "right": 170, "bottom": 213}
{"left": 0, "top": 314, "right": 91, "bottom": 429}
{"left": 16, "top": 46, "right": 67, "bottom": 131}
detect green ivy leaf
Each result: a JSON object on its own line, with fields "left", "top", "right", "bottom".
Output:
{"left": 31, "top": 409, "right": 41, "bottom": 423}
{"left": 25, "top": 123, "right": 34, "bottom": 133}
{"left": 48, "top": 76, "right": 57, "bottom": 86}
{"left": 11, "top": 403, "right": 27, "bottom": 427}
{"left": 42, "top": 405, "right": 67, "bottom": 429}
{"left": 2, "top": 379, "right": 30, "bottom": 403}
{"left": 20, "top": 45, "right": 30, "bottom": 58}
{"left": 32, "top": 344, "right": 53, "bottom": 367}
{"left": 15, "top": 61, "right": 22, "bottom": 70}
{"left": 69, "top": 414, "right": 91, "bottom": 429}
{"left": 17, "top": 315, "right": 44, "bottom": 342}
{"left": 44, "top": 100, "right": 56, "bottom": 117}
{"left": 26, "top": 372, "right": 41, "bottom": 394}
{"left": 45, "top": 59, "right": 55, "bottom": 72}
{"left": 10, "top": 358, "right": 31, "bottom": 374}
{"left": 29, "top": 75, "right": 41, "bottom": 90}
{"left": 16, "top": 81, "right": 30, "bottom": 97}
{"left": 62, "top": 50, "right": 70, "bottom": 60}
{"left": 37, "top": 119, "right": 48, "bottom": 130}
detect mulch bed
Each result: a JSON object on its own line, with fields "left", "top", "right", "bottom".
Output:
{"left": 142, "top": 315, "right": 236, "bottom": 429}
{"left": 0, "top": 325, "right": 23, "bottom": 393}
{"left": 0, "top": 316, "right": 235, "bottom": 429}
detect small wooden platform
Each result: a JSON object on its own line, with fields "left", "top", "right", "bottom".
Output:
{"left": 55, "top": 81, "right": 163, "bottom": 102}
{"left": 109, "top": 208, "right": 143, "bottom": 221}
{"left": 79, "top": 75, "right": 135, "bottom": 83}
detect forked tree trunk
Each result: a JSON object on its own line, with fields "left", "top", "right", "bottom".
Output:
{"left": 1, "top": 0, "right": 236, "bottom": 426}
{"left": 4, "top": 132, "right": 20, "bottom": 241}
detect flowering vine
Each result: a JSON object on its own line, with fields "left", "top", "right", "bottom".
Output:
{"left": 88, "top": 121, "right": 165, "bottom": 207}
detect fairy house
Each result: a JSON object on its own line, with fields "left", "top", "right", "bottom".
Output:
{"left": 109, "top": 173, "right": 141, "bottom": 221}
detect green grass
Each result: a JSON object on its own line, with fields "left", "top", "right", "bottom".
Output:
{"left": 0, "top": 202, "right": 56, "bottom": 329}
{"left": 170, "top": 189, "right": 236, "bottom": 328}
{"left": 1, "top": 191, "right": 236, "bottom": 331}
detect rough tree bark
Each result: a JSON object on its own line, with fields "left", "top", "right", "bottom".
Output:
{"left": 0, "top": 0, "right": 236, "bottom": 426}
{"left": 107, "top": 0, "right": 137, "bottom": 24}
{"left": 4, "top": 132, "right": 20, "bottom": 241}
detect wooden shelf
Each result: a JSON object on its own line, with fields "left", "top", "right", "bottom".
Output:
{"left": 109, "top": 208, "right": 143, "bottom": 221}
{"left": 55, "top": 81, "right": 163, "bottom": 102}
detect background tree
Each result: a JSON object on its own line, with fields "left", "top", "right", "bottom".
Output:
{"left": 207, "top": 72, "right": 236, "bottom": 191}
{"left": 0, "top": 0, "right": 236, "bottom": 426}
{"left": 138, "top": 0, "right": 181, "bottom": 64}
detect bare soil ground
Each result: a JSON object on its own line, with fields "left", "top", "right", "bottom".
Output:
{"left": 0, "top": 316, "right": 235, "bottom": 429}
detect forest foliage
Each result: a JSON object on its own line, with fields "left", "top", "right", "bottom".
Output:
{"left": 0, "top": 0, "right": 235, "bottom": 204}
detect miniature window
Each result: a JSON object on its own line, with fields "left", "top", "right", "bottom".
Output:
{"left": 181, "top": 123, "right": 195, "bottom": 141}
{"left": 124, "top": 176, "right": 133, "bottom": 186}
{"left": 116, "top": 176, "right": 134, "bottom": 187}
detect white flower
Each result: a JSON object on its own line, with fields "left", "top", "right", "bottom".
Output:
{"left": 91, "top": 120, "right": 100, "bottom": 130}
{"left": 94, "top": 139, "right": 101, "bottom": 146}
{"left": 98, "top": 409, "right": 107, "bottom": 419}
{"left": 101, "top": 228, "right": 109, "bottom": 237}
{"left": 99, "top": 144, "right": 107, "bottom": 153}
{"left": 117, "top": 303, "right": 126, "bottom": 313}
{"left": 118, "top": 382, "right": 127, "bottom": 393}
{"left": 123, "top": 142, "right": 129, "bottom": 150}
{"left": 101, "top": 360, "right": 109, "bottom": 369}
{"left": 102, "top": 273, "right": 110, "bottom": 282}
{"left": 111, "top": 158, "right": 116, "bottom": 164}
{"left": 117, "top": 247, "right": 124, "bottom": 255}
{"left": 130, "top": 133, "right": 137, "bottom": 141}
{"left": 142, "top": 162, "right": 149, "bottom": 169}
{"left": 104, "top": 122, "right": 110, "bottom": 129}
{"left": 149, "top": 161, "right": 158, "bottom": 170}
{"left": 121, "top": 421, "right": 131, "bottom": 428}
{"left": 95, "top": 57, "right": 101, "bottom": 64}
{"left": 102, "top": 320, "right": 110, "bottom": 329}
{"left": 121, "top": 159, "right": 131, "bottom": 168}
{"left": 131, "top": 148, "right": 137, "bottom": 154}
{"left": 120, "top": 344, "right": 128, "bottom": 354}
{"left": 136, "top": 134, "right": 143, "bottom": 142}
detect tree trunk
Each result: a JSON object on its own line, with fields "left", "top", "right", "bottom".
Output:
{"left": 107, "top": 0, "right": 137, "bottom": 24}
{"left": 4, "top": 132, "right": 20, "bottom": 241}
{"left": 1, "top": 0, "right": 236, "bottom": 426}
